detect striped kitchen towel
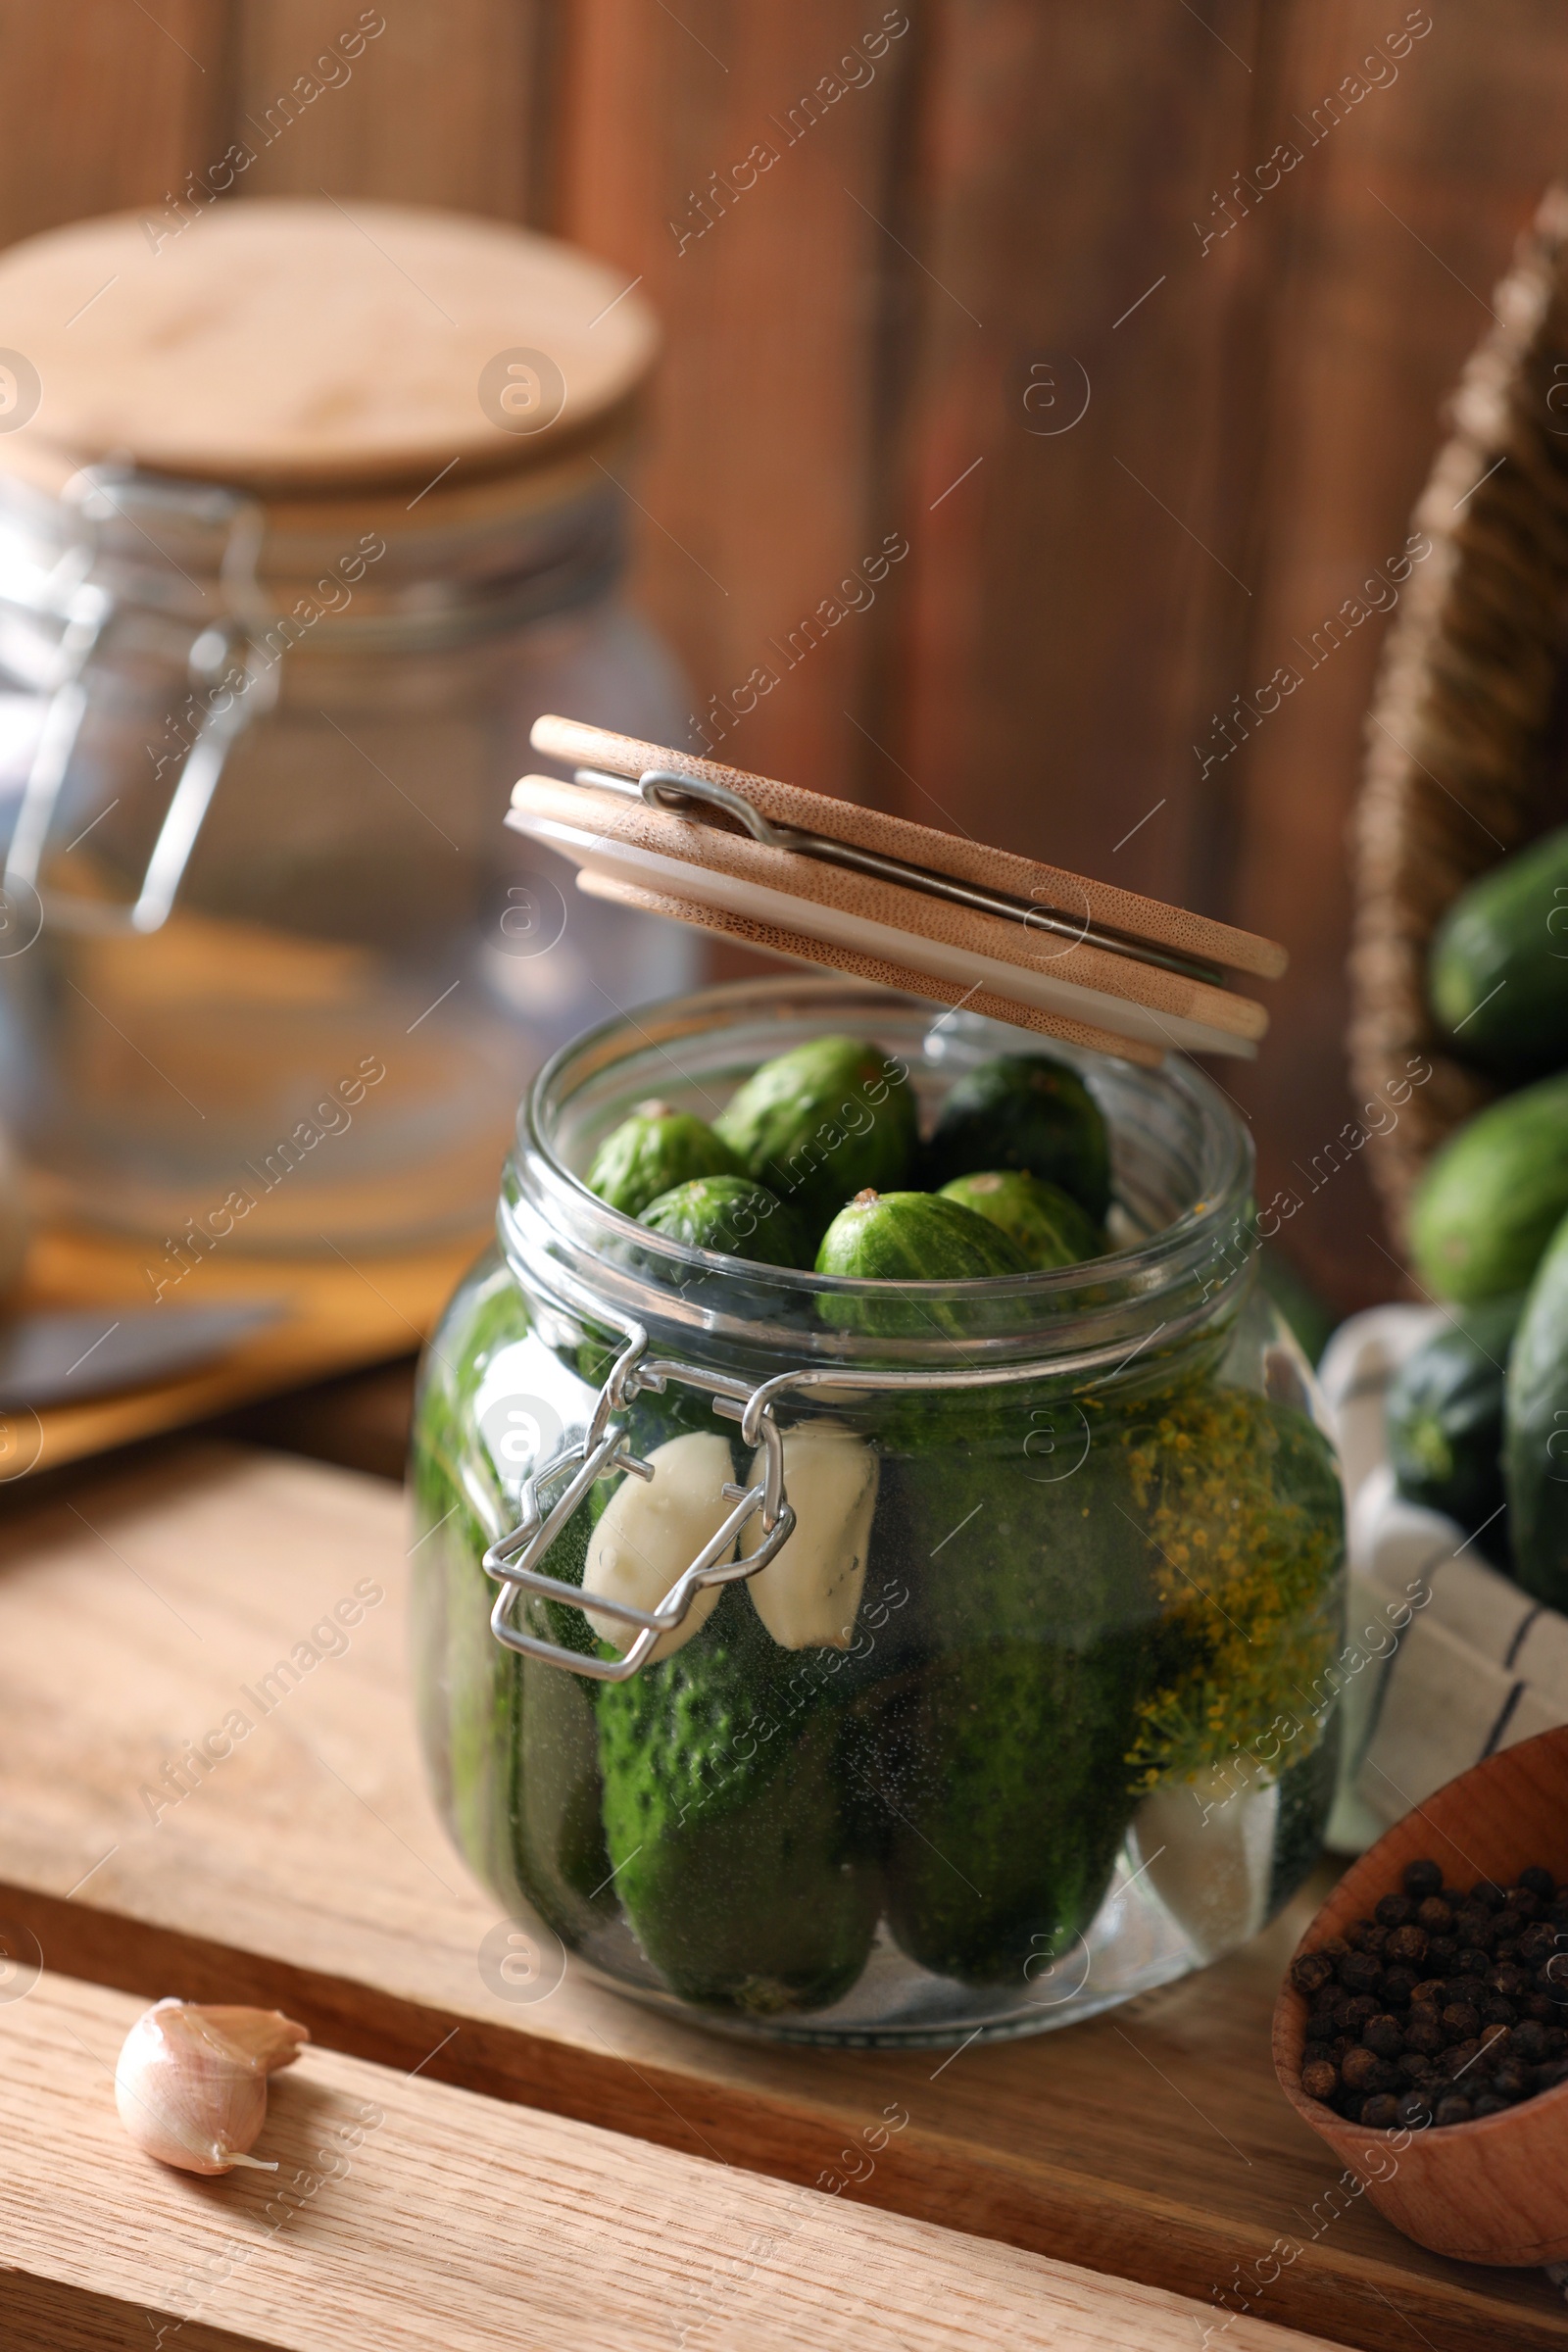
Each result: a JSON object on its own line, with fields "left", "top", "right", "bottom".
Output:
{"left": 1316, "top": 1304, "right": 1568, "bottom": 1852}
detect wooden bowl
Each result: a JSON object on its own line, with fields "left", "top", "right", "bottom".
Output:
{"left": 1273, "top": 1723, "right": 1568, "bottom": 2265}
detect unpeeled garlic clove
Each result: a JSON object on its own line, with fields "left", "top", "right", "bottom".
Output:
{"left": 745, "top": 1422, "right": 878, "bottom": 1650}
{"left": 115, "top": 1997, "right": 309, "bottom": 2176}
{"left": 583, "top": 1430, "right": 737, "bottom": 1660}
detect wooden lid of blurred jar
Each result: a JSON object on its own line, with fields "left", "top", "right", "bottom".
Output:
{"left": 0, "top": 197, "right": 658, "bottom": 538}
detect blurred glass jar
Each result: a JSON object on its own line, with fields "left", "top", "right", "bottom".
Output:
{"left": 0, "top": 200, "right": 694, "bottom": 1251}
{"left": 410, "top": 979, "right": 1348, "bottom": 2046}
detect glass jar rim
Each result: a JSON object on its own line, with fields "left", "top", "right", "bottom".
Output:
{"left": 499, "top": 977, "right": 1256, "bottom": 1380}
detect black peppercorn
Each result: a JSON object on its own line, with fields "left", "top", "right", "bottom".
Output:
{"left": 1339, "top": 1951, "right": 1383, "bottom": 1996}
{"left": 1290, "top": 1949, "right": 1336, "bottom": 1996}
{"left": 1518, "top": 1924, "right": 1557, "bottom": 1971}
{"left": 1287, "top": 1862, "right": 1568, "bottom": 2132}
{"left": 1340, "top": 2044, "right": 1384, "bottom": 2092}
{"left": 1384, "top": 1924, "right": 1428, "bottom": 1969}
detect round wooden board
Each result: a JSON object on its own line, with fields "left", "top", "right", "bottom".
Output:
{"left": 0, "top": 200, "right": 657, "bottom": 490}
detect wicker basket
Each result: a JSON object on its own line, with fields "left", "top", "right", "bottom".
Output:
{"left": 1350, "top": 183, "right": 1568, "bottom": 1251}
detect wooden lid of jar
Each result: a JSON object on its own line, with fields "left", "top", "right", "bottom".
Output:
{"left": 0, "top": 199, "right": 656, "bottom": 495}
{"left": 510, "top": 718, "right": 1287, "bottom": 1065}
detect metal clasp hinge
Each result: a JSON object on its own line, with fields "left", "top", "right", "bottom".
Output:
{"left": 480, "top": 1326, "right": 797, "bottom": 1682}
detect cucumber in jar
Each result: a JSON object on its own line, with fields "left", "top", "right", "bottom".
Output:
{"left": 922, "top": 1052, "right": 1111, "bottom": 1220}
{"left": 410, "top": 1253, "right": 615, "bottom": 1941}
{"left": 713, "top": 1035, "right": 918, "bottom": 1239}
{"left": 870, "top": 1373, "right": 1345, "bottom": 1989}
{"left": 873, "top": 1417, "right": 1160, "bottom": 1985}
{"left": 594, "top": 1570, "right": 884, "bottom": 2018}
{"left": 586, "top": 1102, "right": 744, "bottom": 1218}
{"left": 936, "top": 1168, "right": 1105, "bottom": 1267}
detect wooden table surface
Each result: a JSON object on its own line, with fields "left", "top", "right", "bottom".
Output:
{"left": 0, "top": 1442, "right": 1562, "bottom": 2352}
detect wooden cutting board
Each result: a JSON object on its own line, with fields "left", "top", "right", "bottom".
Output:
{"left": 0, "top": 1972, "right": 1336, "bottom": 2352}
{"left": 0, "top": 1444, "right": 1561, "bottom": 2352}
{"left": 5, "top": 1221, "right": 482, "bottom": 1476}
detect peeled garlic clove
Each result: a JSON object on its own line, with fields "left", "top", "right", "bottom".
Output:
{"left": 745, "top": 1422, "right": 877, "bottom": 1650}
{"left": 583, "top": 1430, "right": 736, "bottom": 1660}
{"left": 115, "top": 1997, "right": 309, "bottom": 2176}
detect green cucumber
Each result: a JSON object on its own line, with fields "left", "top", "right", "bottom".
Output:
{"left": 1503, "top": 1210, "right": 1568, "bottom": 1607}
{"left": 876, "top": 1383, "right": 1344, "bottom": 1988}
{"left": 595, "top": 1583, "right": 880, "bottom": 2015}
{"left": 1409, "top": 1072, "right": 1568, "bottom": 1301}
{"left": 713, "top": 1035, "right": 916, "bottom": 1237}
{"left": 638, "top": 1173, "right": 811, "bottom": 1269}
{"left": 875, "top": 1425, "right": 1158, "bottom": 1984}
{"left": 410, "top": 1254, "right": 615, "bottom": 1939}
{"left": 923, "top": 1053, "right": 1110, "bottom": 1218}
{"left": 1430, "top": 825, "right": 1568, "bottom": 1075}
{"left": 1387, "top": 1295, "right": 1523, "bottom": 1548}
{"left": 937, "top": 1168, "right": 1103, "bottom": 1267}
{"left": 814, "top": 1188, "right": 1029, "bottom": 1337}
{"left": 586, "top": 1102, "right": 743, "bottom": 1217}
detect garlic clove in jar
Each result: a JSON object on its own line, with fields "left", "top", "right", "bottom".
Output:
{"left": 583, "top": 1430, "right": 736, "bottom": 1661}
{"left": 745, "top": 1422, "right": 878, "bottom": 1650}
{"left": 115, "top": 1997, "right": 309, "bottom": 2176}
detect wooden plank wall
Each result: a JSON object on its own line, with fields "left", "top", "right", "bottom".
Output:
{"left": 2, "top": 0, "right": 1566, "bottom": 1308}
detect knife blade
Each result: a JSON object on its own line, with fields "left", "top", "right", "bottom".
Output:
{"left": 0, "top": 1301, "right": 282, "bottom": 1410}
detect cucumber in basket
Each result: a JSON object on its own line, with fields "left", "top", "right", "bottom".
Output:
{"left": 1504, "top": 1209, "right": 1568, "bottom": 1609}
{"left": 1408, "top": 1071, "right": 1568, "bottom": 1301}
{"left": 1430, "top": 824, "right": 1568, "bottom": 1077}
{"left": 1387, "top": 1294, "right": 1524, "bottom": 1553}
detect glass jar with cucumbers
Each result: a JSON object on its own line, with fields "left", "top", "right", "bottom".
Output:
{"left": 410, "top": 977, "right": 1346, "bottom": 2044}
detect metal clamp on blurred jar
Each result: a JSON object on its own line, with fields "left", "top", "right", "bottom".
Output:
{"left": 0, "top": 200, "right": 693, "bottom": 1247}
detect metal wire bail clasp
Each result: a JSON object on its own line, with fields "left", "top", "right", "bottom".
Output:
{"left": 481, "top": 1327, "right": 797, "bottom": 1682}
